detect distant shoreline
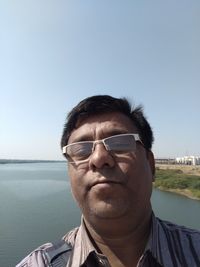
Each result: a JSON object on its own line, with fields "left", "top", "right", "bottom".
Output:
{"left": 0, "top": 159, "right": 65, "bottom": 164}
{"left": 155, "top": 164, "right": 200, "bottom": 201}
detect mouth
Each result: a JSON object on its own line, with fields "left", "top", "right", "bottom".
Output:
{"left": 89, "top": 180, "right": 122, "bottom": 190}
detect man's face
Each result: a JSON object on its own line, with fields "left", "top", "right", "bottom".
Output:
{"left": 67, "top": 112, "right": 154, "bottom": 225}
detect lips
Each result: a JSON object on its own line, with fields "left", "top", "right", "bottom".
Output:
{"left": 89, "top": 179, "right": 122, "bottom": 190}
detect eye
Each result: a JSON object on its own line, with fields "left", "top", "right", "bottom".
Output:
{"left": 68, "top": 143, "right": 93, "bottom": 159}
{"left": 105, "top": 135, "right": 136, "bottom": 152}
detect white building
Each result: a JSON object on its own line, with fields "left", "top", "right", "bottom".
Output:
{"left": 175, "top": 156, "right": 200, "bottom": 165}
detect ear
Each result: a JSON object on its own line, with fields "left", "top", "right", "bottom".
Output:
{"left": 147, "top": 150, "right": 155, "bottom": 181}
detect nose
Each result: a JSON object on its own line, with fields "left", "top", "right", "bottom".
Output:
{"left": 89, "top": 143, "right": 115, "bottom": 170}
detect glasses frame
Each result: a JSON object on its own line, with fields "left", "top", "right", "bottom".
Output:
{"left": 62, "top": 133, "right": 143, "bottom": 164}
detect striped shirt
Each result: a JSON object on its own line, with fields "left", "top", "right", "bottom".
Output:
{"left": 16, "top": 213, "right": 200, "bottom": 267}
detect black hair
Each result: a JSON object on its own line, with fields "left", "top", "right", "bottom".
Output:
{"left": 61, "top": 95, "right": 154, "bottom": 151}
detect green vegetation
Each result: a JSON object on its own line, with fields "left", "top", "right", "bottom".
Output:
{"left": 154, "top": 168, "right": 200, "bottom": 199}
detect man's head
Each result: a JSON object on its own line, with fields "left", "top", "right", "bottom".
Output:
{"left": 61, "top": 95, "right": 155, "bottom": 235}
{"left": 61, "top": 95, "right": 154, "bottom": 151}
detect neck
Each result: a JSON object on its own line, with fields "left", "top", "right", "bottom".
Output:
{"left": 84, "top": 209, "right": 152, "bottom": 267}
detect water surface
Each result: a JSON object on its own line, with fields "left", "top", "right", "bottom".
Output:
{"left": 0, "top": 162, "right": 199, "bottom": 267}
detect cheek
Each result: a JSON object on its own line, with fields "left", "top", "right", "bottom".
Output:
{"left": 135, "top": 158, "right": 153, "bottom": 196}
{"left": 116, "top": 152, "right": 137, "bottom": 173}
{"left": 68, "top": 164, "right": 86, "bottom": 183}
{"left": 119, "top": 153, "right": 138, "bottom": 174}
{"left": 68, "top": 166, "right": 87, "bottom": 204}
{"left": 124, "top": 155, "right": 153, "bottom": 189}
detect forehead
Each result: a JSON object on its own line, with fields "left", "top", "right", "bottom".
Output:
{"left": 68, "top": 112, "right": 139, "bottom": 143}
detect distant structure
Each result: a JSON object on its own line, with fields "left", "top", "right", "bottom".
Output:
{"left": 155, "top": 156, "right": 200, "bottom": 165}
{"left": 175, "top": 156, "right": 200, "bottom": 166}
{"left": 155, "top": 158, "right": 176, "bottom": 165}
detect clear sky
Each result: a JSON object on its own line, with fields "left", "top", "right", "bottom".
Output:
{"left": 1, "top": 0, "right": 200, "bottom": 160}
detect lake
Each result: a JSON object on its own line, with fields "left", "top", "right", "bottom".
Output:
{"left": 0, "top": 162, "right": 200, "bottom": 267}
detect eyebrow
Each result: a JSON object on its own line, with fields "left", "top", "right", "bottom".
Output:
{"left": 70, "top": 129, "right": 132, "bottom": 143}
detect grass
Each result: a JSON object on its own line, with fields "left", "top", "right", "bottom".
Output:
{"left": 154, "top": 168, "right": 200, "bottom": 199}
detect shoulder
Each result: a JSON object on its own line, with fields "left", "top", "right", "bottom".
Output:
{"left": 157, "top": 217, "right": 200, "bottom": 238}
{"left": 156, "top": 217, "right": 200, "bottom": 256}
{"left": 16, "top": 227, "right": 79, "bottom": 267}
{"left": 151, "top": 216, "right": 200, "bottom": 266}
{"left": 15, "top": 243, "right": 53, "bottom": 267}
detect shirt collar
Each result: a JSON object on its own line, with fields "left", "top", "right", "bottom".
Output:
{"left": 70, "top": 216, "right": 97, "bottom": 266}
{"left": 69, "top": 213, "right": 181, "bottom": 267}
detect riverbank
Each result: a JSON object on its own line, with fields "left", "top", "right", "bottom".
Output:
{"left": 154, "top": 164, "right": 200, "bottom": 200}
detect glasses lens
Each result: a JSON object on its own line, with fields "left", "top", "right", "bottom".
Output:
{"left": 67, "top": 142, "right": 93, "bottom": 161}
{"left": 105, "top": 134, "right": 136, "bottom": 152}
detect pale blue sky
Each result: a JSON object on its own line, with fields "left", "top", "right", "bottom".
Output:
{"left": 1, "top": 0, "right": 200, "bottom": 160}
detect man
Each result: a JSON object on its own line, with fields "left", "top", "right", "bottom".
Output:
{"left": 17, "top": 95, "right": 200, "bottom": 267}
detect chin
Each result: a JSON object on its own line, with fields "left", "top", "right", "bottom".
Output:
{"left": 88, "top": 201, "right": 129, "bottom": 220}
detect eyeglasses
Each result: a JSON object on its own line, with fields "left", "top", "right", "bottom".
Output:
{"left": 62, "top": 133, "right": 143, "bottom": 164}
